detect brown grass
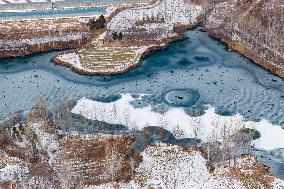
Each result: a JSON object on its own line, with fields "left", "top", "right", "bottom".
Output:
{"left": 54, "top": 135, "right": 142, "bottom": 186}
{"left": 135, "top": 19, "right": 165, "bottom": 26}
{"left": 226, "top": 157, "right": 275, "bottom": 189}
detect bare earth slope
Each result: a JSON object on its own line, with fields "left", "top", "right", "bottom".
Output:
{"left": 204, "top": 0, "right": 284, "bottom": 78}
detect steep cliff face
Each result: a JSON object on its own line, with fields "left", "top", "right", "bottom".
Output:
{"left": 0, "top": 18, "right": 91, "bottom": 58}
{"left": 203, "top": 0, "right": 284, "bottom": 78}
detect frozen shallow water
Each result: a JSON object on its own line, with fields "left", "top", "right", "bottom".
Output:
{"left": 1, "top": 29, "right": 284, "bottom": 125}
{"left": 0, "top": 28, "right": 283, "bottom": 178}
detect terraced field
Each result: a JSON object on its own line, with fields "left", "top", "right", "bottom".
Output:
{"left": 79, "top": 47, "right": 140, "bottom": 71}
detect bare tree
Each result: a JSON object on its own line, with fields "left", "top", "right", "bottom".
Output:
{"left": 28, "top": 94, "right": 48, "bottom": 124}
{"left": 104, "top": 137, "right": 123, "bottom": 184}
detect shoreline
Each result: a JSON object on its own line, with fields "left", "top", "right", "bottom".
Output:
{"left": 51, "top": 28, "right": 187, "bottom": 76}
{"left": 0, "top": 39, "right": 89, "bottom": 59}
{"left": 3, "top": 22, "right": 284, "bottom": 80}
{"left": 1, "top": 2, "right": 284, "bottom": 80}
{"left": 203, "top": 28, "right": 284, "bottom": 80}
{"left": 0, "top": 5, "right": 108, "bottom": 13}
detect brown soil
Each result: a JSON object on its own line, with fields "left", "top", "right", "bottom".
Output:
{"left": 227, "top": 157, "right": 275, "bottom": 189}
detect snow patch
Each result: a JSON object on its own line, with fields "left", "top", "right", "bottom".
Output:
{"left": 72, "top": 93, "right": 284, "bottom": 151}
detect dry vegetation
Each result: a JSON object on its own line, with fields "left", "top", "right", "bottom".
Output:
{"left": 55, "top": 136, "right": 142, "bottom": 187}
{"left": 0, "top": 18, "right": 92, "bottom": 58}
{"left": 0, "top": 18, "right": 89, "bottom": 41}
{"left": 204, "top": 0, "right": 284, "bottom": 77}
{"left": 0, "top": 107, "right": 282, "bottom": 189}
{"left": 224, "top": 157, "right": 275, "bottom": 189}
{"left": 0, "top": 96, "right": 142, "bottom": 188}
{"left": 79, "top": 47, "right": 138, "bottom": 70}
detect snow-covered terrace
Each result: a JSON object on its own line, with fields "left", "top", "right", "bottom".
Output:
{"left": 54, "top": 46, "right": 151, "bottom": 75}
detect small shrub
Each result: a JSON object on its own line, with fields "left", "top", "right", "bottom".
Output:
{"left": 18, "top": 124, "right": 25, "bottom": 136}
{"left": 118, "top": 32, "right": 123, "bottom": 40}
{"left": 89, "top": 15, "right": 106, "bottom": 30}
{"left": 0, "top": 160, "right": 6, "bottom": 169}
{"left": 112, "top": 32, "right": 123, "bottom": 41}
{"left": 112, "top": 32, "right": 118, "bottom": 40}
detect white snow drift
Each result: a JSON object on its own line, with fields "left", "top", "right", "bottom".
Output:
{"left": 72, "top": 93, "right": 284, "bottom": 151}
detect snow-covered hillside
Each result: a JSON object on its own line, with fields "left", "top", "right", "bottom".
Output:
{"left": 0, "top": 18, "right": 91, "bottom": 57}
{"left": 90, "top": 145, "right": 284, "bottom": 189}
{"left": 107, "top": 0, "right": 203, "bottom": 40}
{"left": 205, "top": 0, "right": 284, "bottom": 78}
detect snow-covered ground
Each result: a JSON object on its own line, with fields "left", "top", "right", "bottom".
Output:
{"left": 31, "top": 122, "right": 60, "bottom": 166}
{"left": 0, "top": 18, "right": 91, "bottom": 53}
{"left": 0, "top": 153, "right": 29, "bottom": 183}
{"left": 134, "top": 145, "right": 244, "bottom": 189}
{"left": 72, "top": 93, "right": 284, "bottom": 151}
{"left": 1, "top": 113, "right": 283, "bottom": 188}
{"left": 0, "top": 33, "right": 89, "bottom": 51}
{"left": 83, "top": 145, "right": 284, "bottom": 189}
{"left": 107, "top": 0, "right": 203, "bottom": 36}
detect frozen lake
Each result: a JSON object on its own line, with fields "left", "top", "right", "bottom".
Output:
{"left": 0, "top": 0, "right": 148, "bottom": 12}
{"left": 1, "top": 29, "right": 284, "bottom": 125}
{"left": 0, "top": 7, "right": 106, "bottom": 20}
{"left": 0, "top": 28, "right": 283, "bottom": 178}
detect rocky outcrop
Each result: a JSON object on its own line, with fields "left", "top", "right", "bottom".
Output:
{"left": 0, "top": 39, "right": 89, "bottom": 58}
{"left": 220, "top": 37, "right": 284, "bottom": 78}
